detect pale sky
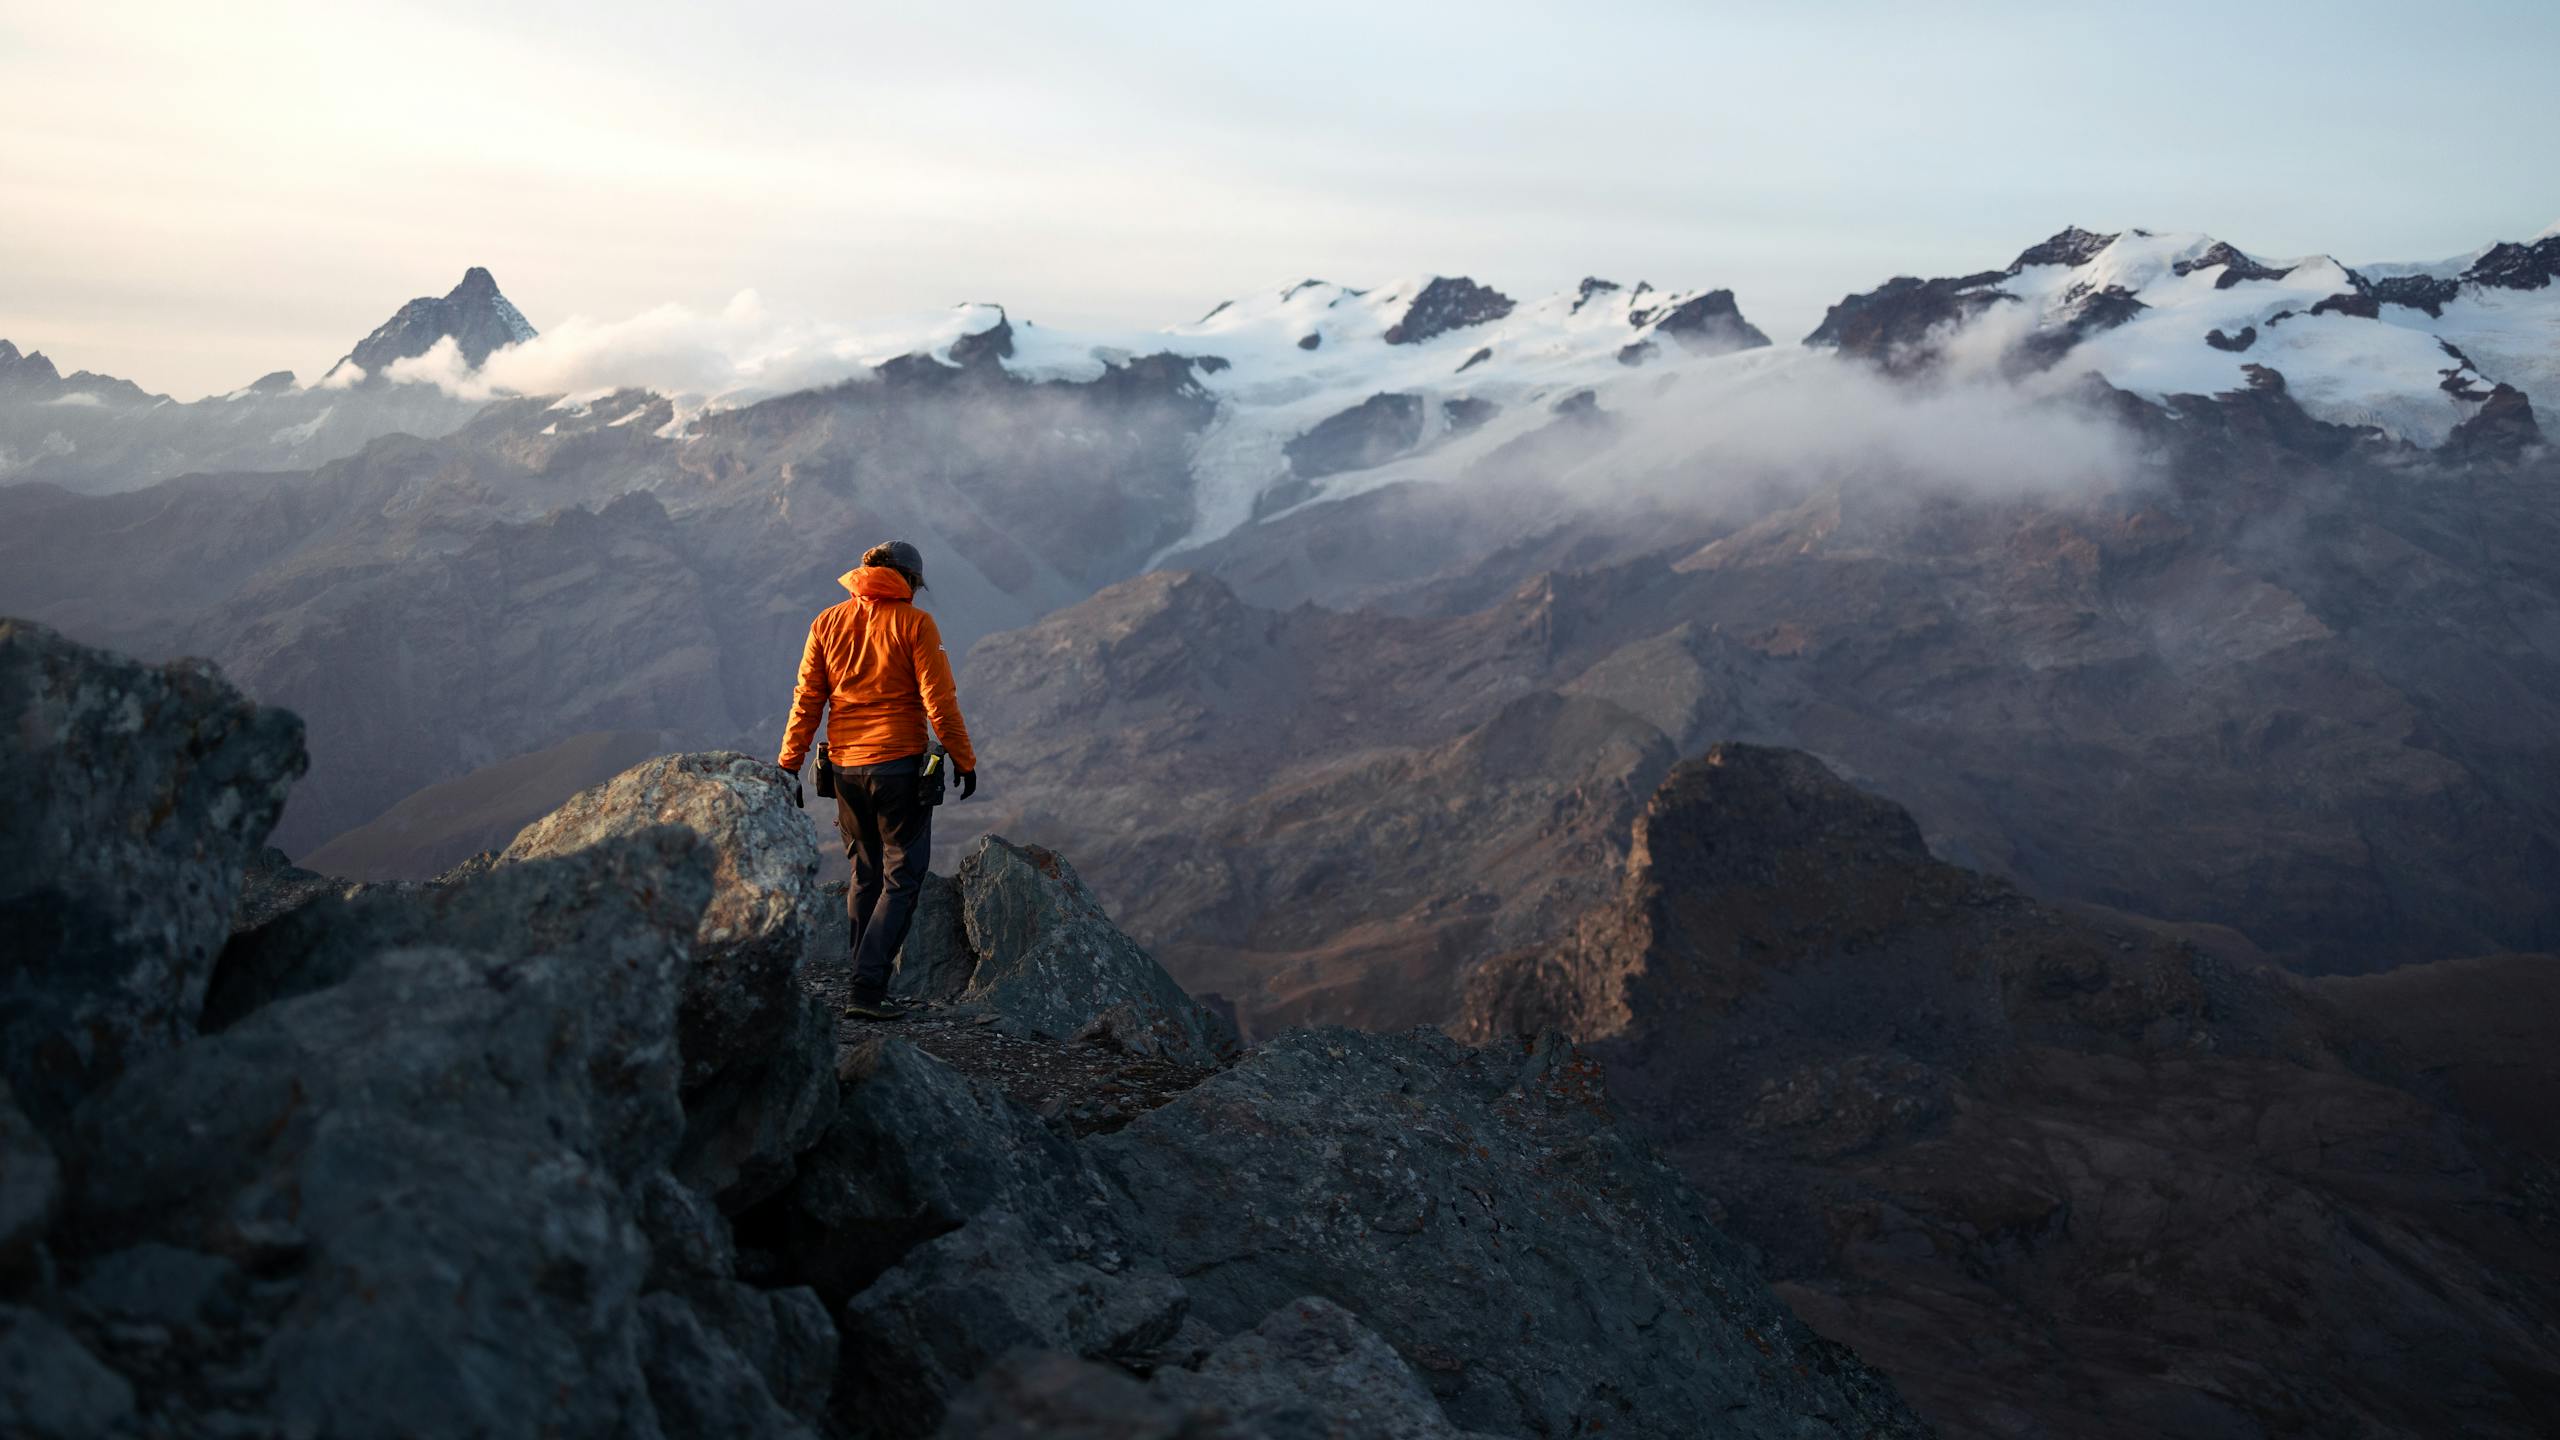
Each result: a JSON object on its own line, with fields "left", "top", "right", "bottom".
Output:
{"left": 5, "top": 0, "right": 2554, "bottom": 399}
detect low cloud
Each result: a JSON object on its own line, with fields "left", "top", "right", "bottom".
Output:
{"left": 1598, "top": 347, "right": 2140, "bottom": 504}
{"left": 375, "top": 292, "right": 996, "bottom": 412}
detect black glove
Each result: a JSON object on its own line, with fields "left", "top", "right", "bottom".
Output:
{"left": 792, "top": 780, "right": 805, "bottom": 810}
{"left": 956, "top": 769, "right": 977, "bottom": 801}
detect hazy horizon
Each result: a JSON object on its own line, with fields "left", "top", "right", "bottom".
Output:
{"left": 7, "top": 0, "right": 2556, "bottom": 399}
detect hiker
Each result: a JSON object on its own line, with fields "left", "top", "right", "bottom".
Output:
{"left": 777, "top": 540, "right": 978, "bottom": 1022}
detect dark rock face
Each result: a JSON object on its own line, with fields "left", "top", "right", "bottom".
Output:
{"left": 499, "top": 751, "right": 832, "bottom": 1208}
{"left": 1465, "top": 744, "right": 2560, "bottom": 1440}
{"left": 2008, "top": 225, "right": 2118, "bottom": 270}
{"left": 2446, "top": 382, "right": 2542, "bottom": 462}
{"left": 1382, "top": 277, "right": 1516, "bottom": 345}
{"left": 1440, "top": 396, "right": 1498, "bottom": 434}
{"left": 339, "top": 265, "right": 538, "bottom": 378}
{"left": 1091, "top": 1027, "right": 1928, "bottom": 1440}
{"left": 1631, "top": 288, "right": 1773, "bottom": 353}
{"left": 2170, "top": 240, "right": 2293, "bottom": 287}
{"left": 69, "top": 831, "right": 730, "bottom": 1437}
{"left": 1571, "top": 275, "right": 1622, "bottom": 313}
{"left": 1802, "top": 272, "right": 2014, "bottom": 372}
{"left": 750, "top": 1036, "right": 1132, "bottom": 1306}
{"left": 1283, "top": 391, "right": 1426, "bottom": 480}
{"left": 2205, "top": 324, "right": 2257, "bottom": 351}
{"left": 0, "top": 618, "right": 306, "bottom": 1136}
{"left": 2015, "top": 283, "right": 2145, "bottom": 369}
{"left": 2464, "top": 234, "right": 2560, "bottom": 290}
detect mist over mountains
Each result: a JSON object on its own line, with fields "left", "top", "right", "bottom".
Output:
{"left": 4, "top": 222, "right": 2551, "bottom": 916}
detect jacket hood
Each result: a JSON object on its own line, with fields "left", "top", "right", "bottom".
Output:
{"left": 844, "top": 566, "right": 914, "bottom": 602}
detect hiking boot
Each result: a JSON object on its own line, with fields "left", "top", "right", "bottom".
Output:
{"left": 844, "top": 990, "right": 904, "bottom": 1022}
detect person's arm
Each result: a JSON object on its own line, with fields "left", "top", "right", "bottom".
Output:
{"left": 777, "top": 621, "right": 830, "bottom": 771}
{"left": 912, "top": 611, "right": 978, "bottom": 775}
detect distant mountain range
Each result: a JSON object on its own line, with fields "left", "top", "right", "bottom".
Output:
{"left": 0, "top": 224, "right": 2553, "bottom": 937}
{"left": 5, "top": 222, "right": 2552, "bottom": 499}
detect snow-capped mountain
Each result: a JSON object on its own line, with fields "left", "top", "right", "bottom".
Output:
{"left": 1809, "top": 226, "right": 2559, "bottom": 448}
{"left": 0, "top": 269, "right": 529, "bottom": 490}
{"left": 326, "top": 265, "right": 539, "bottom": 385}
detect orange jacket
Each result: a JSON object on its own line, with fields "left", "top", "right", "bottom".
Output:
{"left": 777, "top": 567, "right": 978, "bottom": 774}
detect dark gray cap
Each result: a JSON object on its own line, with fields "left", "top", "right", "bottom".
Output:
{"left": 866, "top": 539, "right": 926, "bottom": 586}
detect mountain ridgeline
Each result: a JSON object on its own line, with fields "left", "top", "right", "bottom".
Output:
{"left": 2, "top": 231, "right": 2554, "bottom": 969}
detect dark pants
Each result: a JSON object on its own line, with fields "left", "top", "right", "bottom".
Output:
{"left": 830, "top": 754, "right": 931, "bottom": 999}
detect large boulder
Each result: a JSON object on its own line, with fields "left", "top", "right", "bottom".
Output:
{"left": 751, "top": 1038, "right": 1130, "bottom": 1305}
{"left": 64, "top": 830, "right": 727, "bottom": 1437}
{"left": 936, "top": 837, "right": 1236, "bottom": 1067}
{"left": 0, "top": 618, "right": 305, "bottom": 1136}
{"left": 748, "top": 1039, "right": 1187, "bottom": 1437}
{"left": 1090, "top": 1028, "right": 1930, "bottom": 1440}
{"left": 500, "top": 750, "right": 834, "bottom": 1207}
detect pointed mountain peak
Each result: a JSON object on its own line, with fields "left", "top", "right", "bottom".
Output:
{"left": 340, "top": 266, "right": 538, "bottom": 380}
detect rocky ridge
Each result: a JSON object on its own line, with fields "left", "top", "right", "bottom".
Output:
{"left": 0, "top": 622, "right": 1931, "bottom": 1439}
{"left": 1463, "top": 743, "right": 2560, "bottom": 1440}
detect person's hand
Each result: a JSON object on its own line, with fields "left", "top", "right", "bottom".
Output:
{"left": 793, "top": 780, "right": 805, "bottom": 810}
{"left": 956, "top": 769, "right": 977, "bottom": 801}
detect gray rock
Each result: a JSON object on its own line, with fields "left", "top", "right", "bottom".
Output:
{"left": 888, "top": 873, "right": 977, "bottom": 1004}
{"left": 1154, "top": 1296, "right": 1485, "bottom": 1439}
{"left": 0, "top": 1083, "right": 55, "bottom": 1277}
{"left": 1090, "top": 1028, "right": 1930, "bottom": 1440}
{"left": 0, "top": 1303, "right": 135, "bottom": 1439}
{"left": 841, "top": 1209, "right": 1188, "bottom": 1440}
{"left": 936, "top": 1300, "right": 1499, "bottom": 1440}
{"left": 757, "top": 1037, "right": 1130, "bottom": 1305}
{"left": 935, "top": 1351, "right": 1188, "bottom": 1440}
{"left": 632, "top": 1169, "right": 838, "bottom": 1429}
{"left": 0, "top": 617, "right": 305, "bottom": 1136}
{"left": 638, "top": 1291, "right": 820, "bottom": 1440}
{"left": 674, "top": 992, "right": 839, "bottom": 1210}
{"left": 686, "top": 1281, "right": 840, "bottom": 1428}
{"left": 72, "top": 1243, "right": 241, "bottom": 1333}
{"left": 636, "top": 1166, "right": 739, "bottom": 1292}
{"left": 945, "top": 838, "right": 1236, "bottom": 1066}
{"left": 67, "top": 831, "right": 714, "bottom": 1438}
{"left": 501, "top": 751, "right": 835, "bottom": 1208}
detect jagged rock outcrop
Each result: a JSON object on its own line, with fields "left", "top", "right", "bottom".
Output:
{"left": 1381, "top": 277, "right": 1516, "bottom": 345}
{"left": 1631, "top": 287, "right": 1772, "bottom": 353}
{"left": 817, "top": 837, "right": 1243, "bottom": 1064}
{"left": 1802, "top": 270, "right": 2014, "bottom": 372}
{"left": 4, "top": 628, "right": 1940, "bottom": 1440}
{"left": 500, "top": 751, "right": 835, "bottom": 1208}
{"left": 64, "top": 830, "right": 791, "bottom": 1437}
{"left": 933, "top": 838, "right": 1238, "bottom": 1066}
{"left": 1464, "top": 743, "right": 2560, "bottom": 1440}
{"left": 0, "top": 618, "right": 306, "bottom": 1137}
